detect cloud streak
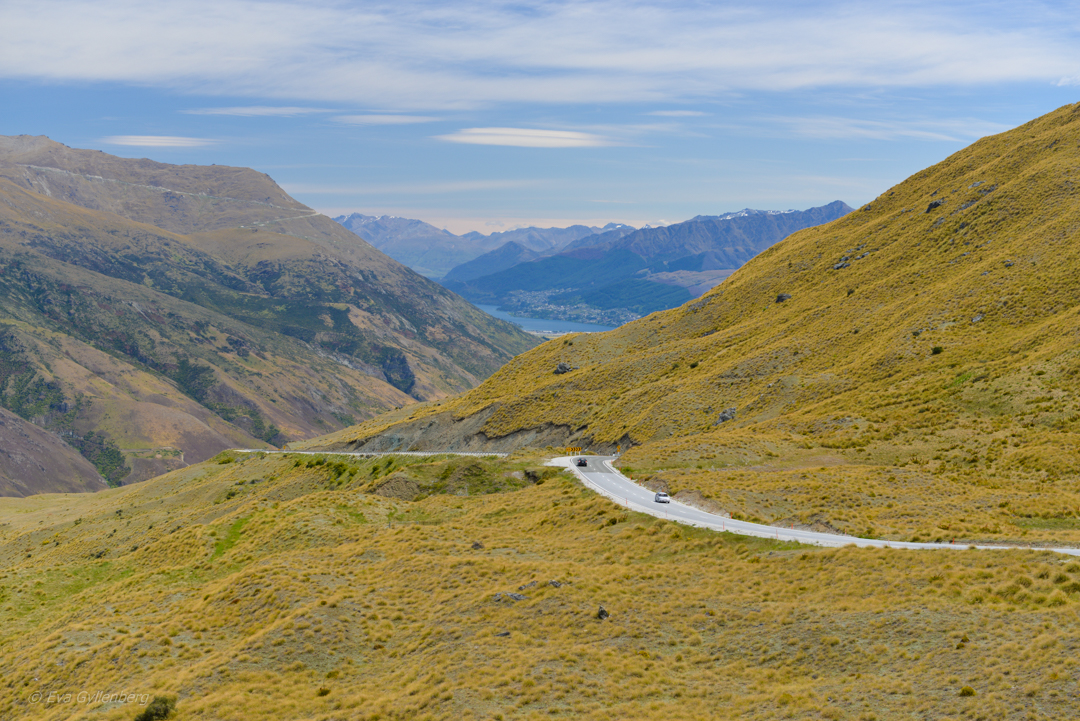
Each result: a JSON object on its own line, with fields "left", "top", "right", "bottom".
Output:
{"left": 1, "top": 1, "right": 1078, "bottom": 110}
{"left": 333, "top": 115, "right": 440, "bottom": 125}
{"left": 436, "top": 127, "right": 612, "bottom": 148}
{"left": 102, "top": 135, "right": 215, "bottom": 147}
{"left": 765, "top": 115, "right": 1015, "bottom": 142}
{"left": 283, "top": 179, "right": 541, "bottom": 195}
{"left": 649, "top": 110, "right": 708, "bottom": 117}
{"left": 183, "top": 106, "right": 332, "bottom": 116}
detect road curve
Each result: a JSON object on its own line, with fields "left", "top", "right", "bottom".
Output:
{"left": 551, "top": 455, "right": 1080, "bottom": 557}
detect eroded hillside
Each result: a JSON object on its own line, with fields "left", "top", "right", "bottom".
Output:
{"left": 0, "top": 137, "right": 537, "bottom": 494}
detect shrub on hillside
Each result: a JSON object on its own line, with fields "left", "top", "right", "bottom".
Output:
{"left": 133, "top": 695, "right": 176, "bottom": 721}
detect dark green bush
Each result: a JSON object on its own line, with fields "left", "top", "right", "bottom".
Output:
{"left": 134, "top": 695, "right": 176, "bottom": 721}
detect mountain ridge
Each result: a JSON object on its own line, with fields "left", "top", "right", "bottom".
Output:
{"left": 0, "top": 136, "right": 538, "bottom": 494}
{"left": 334, "top": 212, "right": 635, "bottom": 278}
{"left": 441, "top": 201, "right": 853, "bottom": 323}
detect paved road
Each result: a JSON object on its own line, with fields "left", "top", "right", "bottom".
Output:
{"left": 552, "top": 455, "right": 1080, "bottom": 557}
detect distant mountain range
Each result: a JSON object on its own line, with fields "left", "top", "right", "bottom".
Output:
{"left": 442, "top": 224, "right": 638, "bottom": 283}
{"left": 0, "top": 135, "right": 536, "bottom": 495}
{"left": 440, "top": 202, "right": 853, "bottom": 324}
{"left": 334, "top": 213, "right": 633, "bottom": 279}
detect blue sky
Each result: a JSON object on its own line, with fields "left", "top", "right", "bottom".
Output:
{"left": 2, "top": 0, "right": 1079, "bottom": 233}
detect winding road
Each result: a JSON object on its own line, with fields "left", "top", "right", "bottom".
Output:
{"left": 552, "top": 455, "right": 1080, "bottom": 557}
{"left": 238, "top": 448, "right": 1079, "bottom": 556}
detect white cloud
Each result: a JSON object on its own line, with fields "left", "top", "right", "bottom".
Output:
{"left": 332, "top": 115, "right": 440, "bottom": 125}
{"left": 436, "top": 128, "right": 612, "bottom": 148}
{"left": 649, "top": 110, "right": 708, "bottom": 117}
{"left": 101, "top": 135, "right": 215, "bottom": 147}
{"left": 183, "top": 106, "right": 331, "bottom": 116}
{"left": 1, "top": 1, "right": 1078, "bottom": 110}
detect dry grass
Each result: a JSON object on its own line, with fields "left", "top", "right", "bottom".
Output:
{"left": 3, "top": 453, "right": 1080, "bottom": 720}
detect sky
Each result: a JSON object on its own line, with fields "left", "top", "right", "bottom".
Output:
{"left": 2, "top": 0, "right": 1080, "bottom": 234}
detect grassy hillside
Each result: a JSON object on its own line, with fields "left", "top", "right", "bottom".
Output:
{"left": 4, "top": 451, "right": 1080, "bottom": 721}
{"left": 0, "top": 137, "right": 537, "bottom": 494}
{"left": 309, "top": 102, "right": 1080, "bottom": 543}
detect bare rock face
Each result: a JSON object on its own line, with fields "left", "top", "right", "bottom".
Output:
{"left": 0, "top": 408, "right": 106, "bottom": 496}
{"left": 714, "top": 407, "right": 737, "bottom": 424}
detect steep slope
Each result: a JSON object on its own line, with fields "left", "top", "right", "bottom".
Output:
{"left": 333, "top": 213, "right": 466, "bottom": 278}
{"left": 0, "top": 407, "right": 106, "bottom": 496}
{"left": 441, "top": 240, "right": 542, "bottom": 283}
{"left": 0, "top": 136, "right": 538, "bottom": 493}
{"left": 443, "top": 203, "right": 852, "bottom": 322}
{"left": 309, "top": 102, "right": 1080, "bottom": 536}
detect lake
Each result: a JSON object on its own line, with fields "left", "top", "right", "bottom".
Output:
{"left": 476, "top": 304, "right": 616, "bottom": 333}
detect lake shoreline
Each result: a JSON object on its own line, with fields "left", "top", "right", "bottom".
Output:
{"left": 476, "top": 304, "right": 616, "bottom": 334}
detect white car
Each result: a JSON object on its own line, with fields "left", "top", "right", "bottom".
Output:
{"left": 654, "top": 492, "right": 671, "bottom": 504}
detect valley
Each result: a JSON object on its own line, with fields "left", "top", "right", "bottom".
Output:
{"left": 306, "top": 102, "right": 1080, "bottom": 546}
{"left": 438, "top": 203, "right": 853, "bottom": 324}
{"left": 5, "top": 103, "right": 1080, "bottom": 721}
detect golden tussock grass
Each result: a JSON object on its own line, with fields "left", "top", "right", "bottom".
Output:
{"left": 3, "top": 452, "right": 1080, "bottom": 720}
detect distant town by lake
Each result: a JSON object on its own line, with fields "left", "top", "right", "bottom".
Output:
{"left": 476, "top": 304, "right": 616, "bottom": 334}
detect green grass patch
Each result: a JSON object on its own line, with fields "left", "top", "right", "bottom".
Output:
{"left": 336, "top": 505, "right": 369, "bottom": 524}
{"left": 212, "top": 517, "right": 251, "bottom": 559}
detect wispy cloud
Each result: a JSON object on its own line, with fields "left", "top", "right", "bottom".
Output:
{"left": 101, "top": 135, "right": 215, "bottom": 147}
{"left": 648, "top": 110, "right": 708, "bottom": 117}
{"left": 768, "top": 116, "right": 1014, "bottom": 142}
{"left": 436, "top": 128, "right": 612, "bottom": 148}
{"left": 332, "top": 115, "right": 440, "bottom": 125}
{"left": 283, "top": 179, "right": 541, "bottom": 195}
{"left": 183, "top": 106, "right": 331, "bottom": 116}
{"left": 3, "top": 1, "right": 1078, "bottom": 109}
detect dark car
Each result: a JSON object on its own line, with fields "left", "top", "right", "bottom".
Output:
{"left": 574, "top": 458, "right": 588, "bottom": 467}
